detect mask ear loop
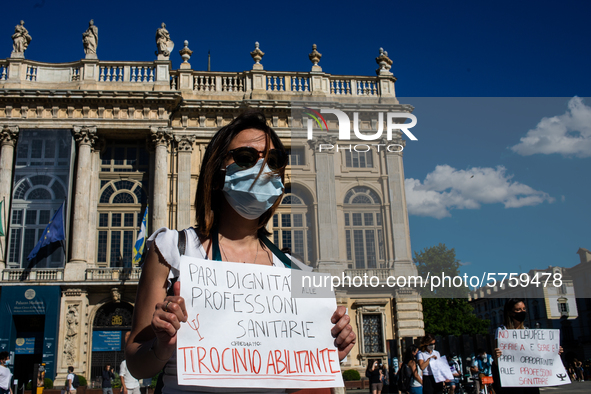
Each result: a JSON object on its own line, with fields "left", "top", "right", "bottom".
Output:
{"left": 213, "top": 167, "right": 226, "bottom": 191}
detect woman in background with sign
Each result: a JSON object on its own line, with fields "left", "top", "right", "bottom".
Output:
{"left": 493, "top": 298, "right": 563, "bottom": 394}
{"left": 417, "top": 334, "right": 443, "bottom": 394}
{"left": 125, "top": 111, "right": 356, "bottom": 392}
{"left": 0, "top": 352, "right": 12, "bottom": 394}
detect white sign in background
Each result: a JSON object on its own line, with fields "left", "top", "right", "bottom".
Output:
{"left": 177, "top": 256, "right": 344, "bottom": 389}
{"left": 431, "top": 355, "right": 454, "bottom": 383}
{"left": 497, "top": 329, "right": 569, "bottom": 387}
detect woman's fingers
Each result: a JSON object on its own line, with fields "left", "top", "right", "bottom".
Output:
{"left": 172, "top": 281, "right": 189, "bottom": 321}
{"left": 331, "top": 311, "right": 350, "bottom": 338}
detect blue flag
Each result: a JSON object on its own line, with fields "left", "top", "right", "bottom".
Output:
{"left": 27, "top": 202, "right": 66, "bottom": 262}
{"left": 132, "top": 205, "right": 148, "bottom": 265}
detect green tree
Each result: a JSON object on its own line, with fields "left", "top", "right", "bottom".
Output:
{"left": 414, "top": 243, "right": 489, "bottom": 335}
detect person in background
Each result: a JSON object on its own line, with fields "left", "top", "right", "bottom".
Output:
{"left": 101, "top": 364, "right": 114, "bottom": 394}
{"left": 471, "top": 349, "right": 492, "bottom": 394}
{"left": 0, "top": 352, "right": 13, "bottom": 394}
{"left": 366, "top": 359, "right": 384, "bottom": 394}
{"left": 573, "top": 358, "right": 584, "bottom": 382}
{"left": 62, "top": 366, "right": 76, "bottom": 394}
{"left": 446, "top": 355, "right": 460, "bottom": 394}
{"left": 402, "top": 345, "right": 422, "bottom": 394}
{"left": 417, "top": 334, "right": 443, "bottom": 394}
{"left": 120, "top": 333, "right": 140, "bottom": 394}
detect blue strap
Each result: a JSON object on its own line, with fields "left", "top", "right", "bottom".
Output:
{"left": 210, "top": 227, "right": 297, "bottom": 269}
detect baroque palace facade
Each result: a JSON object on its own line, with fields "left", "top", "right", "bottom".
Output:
{"left": 0, "top": 24, "right": 424, "bottom": 385}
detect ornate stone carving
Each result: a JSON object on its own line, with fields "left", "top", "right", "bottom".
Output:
{"left": 250, "top": 42, "right": 264, "bottom": 64}
{"left": 63, "top": 304, "right": 79, "bottom": 365}
{"left": 375, "top": 48, "right": 393, "bottom": 75}
{"left": 0, "top": 126, "right": 19, "bottom": 146}
{"left": 11, "top": 20, "right": 32, "bottom": 58}
{"left": 308, "top": 44, "right": 322, "bottom": 66}
{"left": 111, "top": 287, "right": 121, "bottom": 303}
{"left": 179, "top": 40, "right": 193, "bottom": 64}
{"left": 175, "top": 135, "right": 196, "bottom": 152}
{"left": 150, "top": 127, "right": 173, "bottom": 146}
{"left": 307, "top": 135, "right": 337, "bottom": 152}
{"left": 155, "top": 23, "right": 174, "bottom": 59}
{"left": 82, "top": 20, "right": 98, "bottom": 59}
{"left": 72, "top": 126, "right": 98, "bottom": 147}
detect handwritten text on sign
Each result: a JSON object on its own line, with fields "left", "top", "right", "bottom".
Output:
{"left": 497, "top": 329, "right": 569, "bottom": 387}
{"left": 177, "top": 256, "right": 344, "bottom": 389}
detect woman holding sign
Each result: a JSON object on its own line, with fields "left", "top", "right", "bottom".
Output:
{"left": 493, "top": 298, "right": 563, "bottom": 394}
{"left": 417, "top": 334, "right": 443, "bottom": 394}
{"left": 125, "top": 111, "right": 357, "bottom": 392}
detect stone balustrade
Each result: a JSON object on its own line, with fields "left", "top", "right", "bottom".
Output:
{"left": 2, "top": 268, "right": 64, "bottom": 281}
{"left": 169, "top": 69, "right": 391, "bottom": 98}
{"left": 0, "top": 60, "right": 7, "bottom": 81}
{"left": 85, "top": 267, "right": 142, "bottom": 281}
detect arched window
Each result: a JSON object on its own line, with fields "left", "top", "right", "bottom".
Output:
{"left": 9, "top": 174, "right": 69, "bottom": 268}
{"left": 97, "top": 177, "right": 148, "bottom": 268}
{"left": 271, "top": 191, "right": 314, "bottom": 266}
{"left": 344, "top": 187, "right": 385, "bottom": 269}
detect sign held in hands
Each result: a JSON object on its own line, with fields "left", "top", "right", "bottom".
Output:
{"left": 177, "top": 256, "right": 344, "bottom": 389}
{"left": 497, "top": 329, "right": 569, "bottom": 387}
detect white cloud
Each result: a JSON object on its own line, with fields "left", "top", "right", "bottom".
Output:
{"left": 405, "top": 165, "right": 554, "bottom": 219}
{"left": 510, "top": 96, "right": 591, "bottom": 157}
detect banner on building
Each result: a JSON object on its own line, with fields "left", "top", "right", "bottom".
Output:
{"left": 177, "top": 256, "right": 344, "bottom": 389}
{"left": 497, "top": 329, "right": 569, "bottom": 387}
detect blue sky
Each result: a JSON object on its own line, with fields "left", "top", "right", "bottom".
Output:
{"left": 2, "top": 0, "right": 590, "bottom": 276}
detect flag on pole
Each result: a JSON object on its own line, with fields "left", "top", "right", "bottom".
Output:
{"left": 0, "top": 198, "right": 5, "bottom": 237}
{"left": 132, "top": 205, "right": 148, "bottom": 265}
{"left": 27, "top": 202, "right": 66, "bottom": 263}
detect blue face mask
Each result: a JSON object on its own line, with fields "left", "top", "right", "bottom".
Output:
{"left": 223, "top": 160, "right": 284, "bottom": 220}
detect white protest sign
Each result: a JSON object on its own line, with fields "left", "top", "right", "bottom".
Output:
{"left": 497, "top": 329, "right": 569, "bottom": 387}
{"left": 431, "top": 355, "right": 454, "bottom": 383}
{"left": 177, "top": 256, "right": 344, "bottom": 389}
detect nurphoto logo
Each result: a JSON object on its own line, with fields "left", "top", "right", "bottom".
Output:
{"left": 303, "top": 107, "right": 417, "bottom": 153}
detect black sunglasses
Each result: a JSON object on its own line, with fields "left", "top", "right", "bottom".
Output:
{"left": 227, "top": 147, "right": 287, "bottom": 171}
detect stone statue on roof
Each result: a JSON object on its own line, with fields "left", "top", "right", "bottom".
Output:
{"left": 11, "top": 20, "right": 32, "bottom": 58}
{"left": 155, "top": 22, "right": 174, "bottom": 60}
{"left": 82, "top": 19, "right": 98, "bottom": 59}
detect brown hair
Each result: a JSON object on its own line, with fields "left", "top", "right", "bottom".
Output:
{"left": 194, "top": 110, "right": 286, "bottom": 239}
{"left": 420, "top": 333, "right": 436, "bottom": 351}
{"left": 503, "top": 298, "right": 526, "bottom": 329}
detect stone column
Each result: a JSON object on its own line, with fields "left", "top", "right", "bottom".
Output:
{"left": 0, "top": 126, "right": 19, "bottom": 268}
{"left": 175, "top": 135, "right": 195, "bottom": 230}
{"left": 308, "top": 136, "right": 345, "bottom": 276}
{"left": 383, "top": 138, "right": 415, "bottom": 277}
{"left": 55, "top": 288, "right": 89, "bottom": 383}
{"left": 66, "top": 126, "right": 97, "bottom": 281}
{"left": 151, "top": 127, "right": 172, "bottom": 230}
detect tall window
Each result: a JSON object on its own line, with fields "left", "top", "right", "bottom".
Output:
{"left": 98, "top": 143, "right": 148, "bottom": 267}
{"left": 8, "top": 130, "right": 72, "bottom": 268}
{"left": 287, "top": 148, "right": 305, "bottom": 166}
{"left": 345, "top": 150, "right": 373, "bottom": 168}
{"left": 362, "top": 314, "right": 384, "bottom": 353}
{"left": 344, "top": 187, "right": 385, "bottom": 269}
{"left": 272, "top": 193, "right": 313, "bottom": 265}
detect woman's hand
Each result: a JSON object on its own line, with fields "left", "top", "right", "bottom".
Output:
{"left": 151, "top": 281, "right": 188, "bottom": 359}
{"left": 558, "top": 346, "right": 563, "bottom": 355}
{"left": 494, "top": 348, "right": 502, "bottom": 359}
{"left": 430, "top": 355, "right": 438, "bottom": 360}
{"left": 331, "top": 306, "right": 356, "bottom": 361}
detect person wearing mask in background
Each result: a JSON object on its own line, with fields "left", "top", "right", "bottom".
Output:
{"left": 366, "top": 359, "right": 384, "bottom": 394}
{"left": 120, "top": 333, "right": 140, "bottom": 394}
{"left": 471, "top": 349, "right": 492, "bottom": 394}
{"left": 101, "top": 364, "right": 115, "bottom": 394}
{"left": 493, "top": 298, "right": 563, "bottom": 394}
{"left": 417, "top": 334, "right": 443, "bottom": 394}
{"left": 0, "top": 352, "right": 12, "bottom": 394}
